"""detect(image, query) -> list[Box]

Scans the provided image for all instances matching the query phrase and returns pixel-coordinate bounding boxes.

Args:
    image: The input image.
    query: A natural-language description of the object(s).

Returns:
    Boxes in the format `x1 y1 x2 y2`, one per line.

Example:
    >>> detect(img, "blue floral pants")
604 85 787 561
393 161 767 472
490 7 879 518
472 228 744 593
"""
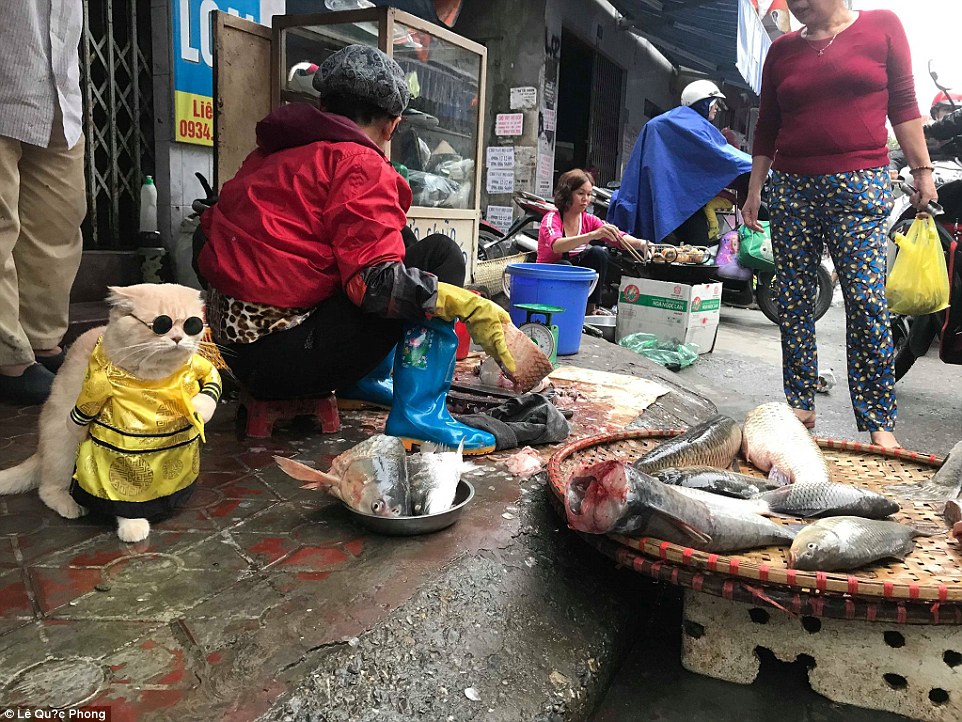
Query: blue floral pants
768 167 895 432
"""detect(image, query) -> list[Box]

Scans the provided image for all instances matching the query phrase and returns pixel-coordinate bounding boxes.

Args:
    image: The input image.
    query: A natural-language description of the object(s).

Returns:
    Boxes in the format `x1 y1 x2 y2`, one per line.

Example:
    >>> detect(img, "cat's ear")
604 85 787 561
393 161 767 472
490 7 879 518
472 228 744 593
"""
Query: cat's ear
106 286 137 314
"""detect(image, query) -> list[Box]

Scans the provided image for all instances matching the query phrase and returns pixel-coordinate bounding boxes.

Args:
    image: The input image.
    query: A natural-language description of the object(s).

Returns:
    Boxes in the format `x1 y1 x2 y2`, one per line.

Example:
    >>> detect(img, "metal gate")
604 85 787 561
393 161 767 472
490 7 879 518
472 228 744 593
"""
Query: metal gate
80 0 155 248
587 53 623 187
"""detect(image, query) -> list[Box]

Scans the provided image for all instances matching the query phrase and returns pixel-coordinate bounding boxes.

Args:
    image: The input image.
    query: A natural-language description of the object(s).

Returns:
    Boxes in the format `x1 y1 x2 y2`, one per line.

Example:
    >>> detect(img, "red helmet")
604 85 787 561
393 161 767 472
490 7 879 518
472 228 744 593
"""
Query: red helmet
931 91 962 119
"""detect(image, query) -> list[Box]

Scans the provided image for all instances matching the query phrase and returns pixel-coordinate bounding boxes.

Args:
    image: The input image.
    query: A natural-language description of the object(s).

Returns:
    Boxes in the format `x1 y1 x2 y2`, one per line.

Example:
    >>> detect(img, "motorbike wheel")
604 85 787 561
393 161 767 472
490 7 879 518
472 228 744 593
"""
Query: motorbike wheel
477 227 506 261
890 314 917 381
755 264 834 325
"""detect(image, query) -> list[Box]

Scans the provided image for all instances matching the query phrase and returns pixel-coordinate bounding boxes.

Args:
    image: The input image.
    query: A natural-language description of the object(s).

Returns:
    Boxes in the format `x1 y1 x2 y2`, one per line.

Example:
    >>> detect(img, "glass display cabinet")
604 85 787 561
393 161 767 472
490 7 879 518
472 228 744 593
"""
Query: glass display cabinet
213 7 487 275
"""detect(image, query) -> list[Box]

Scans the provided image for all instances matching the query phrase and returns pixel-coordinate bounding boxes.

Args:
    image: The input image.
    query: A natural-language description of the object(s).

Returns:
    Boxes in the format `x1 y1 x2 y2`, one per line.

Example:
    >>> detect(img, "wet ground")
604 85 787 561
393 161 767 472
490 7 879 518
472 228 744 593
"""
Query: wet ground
0 339 708 721
1 297 956 721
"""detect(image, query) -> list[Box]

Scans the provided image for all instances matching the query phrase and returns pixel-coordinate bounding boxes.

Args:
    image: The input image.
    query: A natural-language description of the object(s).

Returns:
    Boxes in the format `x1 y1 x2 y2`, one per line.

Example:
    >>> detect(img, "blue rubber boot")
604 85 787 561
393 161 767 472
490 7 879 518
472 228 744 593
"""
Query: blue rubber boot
385 318 496 455
338 348 395 409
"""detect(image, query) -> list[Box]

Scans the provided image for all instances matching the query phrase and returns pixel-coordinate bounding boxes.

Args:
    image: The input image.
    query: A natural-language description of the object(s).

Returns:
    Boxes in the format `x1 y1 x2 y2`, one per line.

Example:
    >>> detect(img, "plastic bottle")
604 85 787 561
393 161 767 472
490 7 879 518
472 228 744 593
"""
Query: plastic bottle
139 176 158 234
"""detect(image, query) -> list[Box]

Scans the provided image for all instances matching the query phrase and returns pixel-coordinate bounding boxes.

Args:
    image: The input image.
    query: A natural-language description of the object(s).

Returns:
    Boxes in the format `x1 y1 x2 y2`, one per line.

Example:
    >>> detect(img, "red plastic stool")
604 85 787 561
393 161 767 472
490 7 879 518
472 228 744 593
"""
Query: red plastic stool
237 389 340 438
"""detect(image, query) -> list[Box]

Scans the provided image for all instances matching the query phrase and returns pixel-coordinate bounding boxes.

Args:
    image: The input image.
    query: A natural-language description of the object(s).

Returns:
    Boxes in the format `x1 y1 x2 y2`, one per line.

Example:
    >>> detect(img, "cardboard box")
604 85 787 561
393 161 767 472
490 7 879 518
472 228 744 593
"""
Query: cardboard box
616 278 722 354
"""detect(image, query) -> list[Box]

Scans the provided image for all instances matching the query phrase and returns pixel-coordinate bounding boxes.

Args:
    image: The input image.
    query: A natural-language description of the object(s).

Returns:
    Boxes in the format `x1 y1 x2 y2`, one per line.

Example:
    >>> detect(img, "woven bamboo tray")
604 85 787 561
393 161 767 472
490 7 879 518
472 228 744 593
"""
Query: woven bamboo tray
547 429 962 607
473 252 532 297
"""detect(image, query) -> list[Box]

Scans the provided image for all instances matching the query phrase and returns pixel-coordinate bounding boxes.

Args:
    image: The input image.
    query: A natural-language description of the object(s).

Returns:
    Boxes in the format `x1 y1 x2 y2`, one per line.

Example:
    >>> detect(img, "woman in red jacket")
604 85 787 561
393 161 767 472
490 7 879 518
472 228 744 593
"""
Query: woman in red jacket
198 45 513 454
741 2 938 450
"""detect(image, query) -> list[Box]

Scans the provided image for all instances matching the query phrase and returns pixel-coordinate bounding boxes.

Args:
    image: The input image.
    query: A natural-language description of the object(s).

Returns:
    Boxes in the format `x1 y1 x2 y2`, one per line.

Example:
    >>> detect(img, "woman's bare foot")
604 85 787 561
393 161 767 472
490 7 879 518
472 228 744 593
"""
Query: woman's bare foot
870 430 901 449
793 408 816 429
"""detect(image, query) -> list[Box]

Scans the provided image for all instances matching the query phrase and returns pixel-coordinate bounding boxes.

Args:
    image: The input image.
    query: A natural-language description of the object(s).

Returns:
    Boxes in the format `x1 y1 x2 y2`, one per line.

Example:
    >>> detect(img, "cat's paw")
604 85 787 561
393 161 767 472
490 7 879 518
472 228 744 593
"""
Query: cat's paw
39 489 88 519
116 518 150 543
191 393 217 423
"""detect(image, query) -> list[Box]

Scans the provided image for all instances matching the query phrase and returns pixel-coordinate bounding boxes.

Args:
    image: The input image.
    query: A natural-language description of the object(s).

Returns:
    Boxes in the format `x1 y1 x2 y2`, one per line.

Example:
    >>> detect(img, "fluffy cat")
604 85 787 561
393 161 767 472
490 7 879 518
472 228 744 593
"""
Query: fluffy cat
0 284 219 542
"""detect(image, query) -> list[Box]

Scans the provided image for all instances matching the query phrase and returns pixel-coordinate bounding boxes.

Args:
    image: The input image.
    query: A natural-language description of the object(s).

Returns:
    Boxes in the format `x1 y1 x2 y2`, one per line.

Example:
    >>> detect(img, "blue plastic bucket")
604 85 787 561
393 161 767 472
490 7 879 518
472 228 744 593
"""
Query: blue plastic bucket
505 263 597 355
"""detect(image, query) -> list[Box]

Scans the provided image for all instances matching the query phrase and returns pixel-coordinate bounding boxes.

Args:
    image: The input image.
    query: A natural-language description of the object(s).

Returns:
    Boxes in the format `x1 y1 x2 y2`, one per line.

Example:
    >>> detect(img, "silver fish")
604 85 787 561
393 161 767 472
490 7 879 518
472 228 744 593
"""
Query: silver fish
565 461 796 552
654 466 780 499
274 434 410 517
408 441 464 515
670 485 771 516
755 482 900 519
789 516 932 571
634 415 743 474
742 402 829 485
893 439 962 501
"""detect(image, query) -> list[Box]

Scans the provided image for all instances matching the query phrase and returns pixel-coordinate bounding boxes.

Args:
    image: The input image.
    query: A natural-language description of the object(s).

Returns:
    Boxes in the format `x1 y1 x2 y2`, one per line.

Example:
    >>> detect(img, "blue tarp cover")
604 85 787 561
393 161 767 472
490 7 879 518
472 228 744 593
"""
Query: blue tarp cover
608 105 752 242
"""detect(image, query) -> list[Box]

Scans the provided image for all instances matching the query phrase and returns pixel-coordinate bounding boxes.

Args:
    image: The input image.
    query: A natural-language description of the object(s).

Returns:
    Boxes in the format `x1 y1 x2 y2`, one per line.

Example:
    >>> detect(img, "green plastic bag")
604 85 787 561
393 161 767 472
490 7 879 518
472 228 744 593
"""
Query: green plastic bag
886 215 950 315
737 221 776 274
619 332 699 370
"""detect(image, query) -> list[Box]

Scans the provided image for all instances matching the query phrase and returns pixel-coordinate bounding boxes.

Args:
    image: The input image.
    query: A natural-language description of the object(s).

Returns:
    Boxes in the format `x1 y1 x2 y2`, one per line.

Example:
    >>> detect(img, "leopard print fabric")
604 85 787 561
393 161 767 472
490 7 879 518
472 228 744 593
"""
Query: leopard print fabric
206 288 314 344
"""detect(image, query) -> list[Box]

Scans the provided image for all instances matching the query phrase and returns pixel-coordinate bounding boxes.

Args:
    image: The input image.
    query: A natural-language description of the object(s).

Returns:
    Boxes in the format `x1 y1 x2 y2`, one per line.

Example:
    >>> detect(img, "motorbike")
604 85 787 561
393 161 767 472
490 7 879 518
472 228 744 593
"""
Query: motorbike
887 163 962 380
886 64 962 381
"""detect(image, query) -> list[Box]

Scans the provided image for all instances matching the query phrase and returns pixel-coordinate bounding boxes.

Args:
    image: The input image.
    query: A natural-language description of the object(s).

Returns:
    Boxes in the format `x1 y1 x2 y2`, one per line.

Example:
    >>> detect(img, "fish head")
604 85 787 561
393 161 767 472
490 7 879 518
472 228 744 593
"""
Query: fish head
343 457 409 517
789 525 842 570
565 460 631 534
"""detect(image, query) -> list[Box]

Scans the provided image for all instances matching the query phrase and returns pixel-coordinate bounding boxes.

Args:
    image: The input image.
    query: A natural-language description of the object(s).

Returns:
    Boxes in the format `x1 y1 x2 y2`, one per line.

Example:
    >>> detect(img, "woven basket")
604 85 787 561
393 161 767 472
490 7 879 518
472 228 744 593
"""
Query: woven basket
473 252 532 297
547 430 962 606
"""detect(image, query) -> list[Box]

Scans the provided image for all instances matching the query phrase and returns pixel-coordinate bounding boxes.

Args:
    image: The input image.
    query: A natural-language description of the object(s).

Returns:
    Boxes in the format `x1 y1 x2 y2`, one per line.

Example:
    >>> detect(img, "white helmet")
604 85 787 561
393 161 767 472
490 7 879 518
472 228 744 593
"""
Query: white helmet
681 80 726 108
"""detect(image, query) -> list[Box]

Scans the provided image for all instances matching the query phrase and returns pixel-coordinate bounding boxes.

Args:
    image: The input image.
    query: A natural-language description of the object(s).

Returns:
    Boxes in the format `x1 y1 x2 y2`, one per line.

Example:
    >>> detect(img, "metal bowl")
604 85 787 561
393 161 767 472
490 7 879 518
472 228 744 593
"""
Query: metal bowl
584 315 616 342
341 480 475 536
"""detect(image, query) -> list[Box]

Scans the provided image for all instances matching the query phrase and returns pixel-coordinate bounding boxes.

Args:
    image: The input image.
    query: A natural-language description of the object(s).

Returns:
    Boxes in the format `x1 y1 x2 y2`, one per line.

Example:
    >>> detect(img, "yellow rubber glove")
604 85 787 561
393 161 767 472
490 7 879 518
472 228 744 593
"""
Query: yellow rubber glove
434 282 516 373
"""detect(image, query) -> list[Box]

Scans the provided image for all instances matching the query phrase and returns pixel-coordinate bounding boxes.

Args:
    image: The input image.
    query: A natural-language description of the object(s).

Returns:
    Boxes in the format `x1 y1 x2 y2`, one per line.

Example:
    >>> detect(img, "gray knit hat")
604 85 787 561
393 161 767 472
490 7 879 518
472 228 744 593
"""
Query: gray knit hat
313 44 410 117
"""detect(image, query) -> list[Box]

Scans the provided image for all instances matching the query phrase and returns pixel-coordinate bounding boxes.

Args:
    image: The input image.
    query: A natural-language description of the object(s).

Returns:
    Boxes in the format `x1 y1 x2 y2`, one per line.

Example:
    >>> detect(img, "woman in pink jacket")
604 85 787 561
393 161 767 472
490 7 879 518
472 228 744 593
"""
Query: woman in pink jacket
538 169 648 315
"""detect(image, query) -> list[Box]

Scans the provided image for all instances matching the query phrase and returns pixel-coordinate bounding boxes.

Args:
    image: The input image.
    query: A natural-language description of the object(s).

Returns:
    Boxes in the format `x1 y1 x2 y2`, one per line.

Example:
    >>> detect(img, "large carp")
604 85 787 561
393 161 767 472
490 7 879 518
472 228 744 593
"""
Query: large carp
633 415 742 474
742 402 829 485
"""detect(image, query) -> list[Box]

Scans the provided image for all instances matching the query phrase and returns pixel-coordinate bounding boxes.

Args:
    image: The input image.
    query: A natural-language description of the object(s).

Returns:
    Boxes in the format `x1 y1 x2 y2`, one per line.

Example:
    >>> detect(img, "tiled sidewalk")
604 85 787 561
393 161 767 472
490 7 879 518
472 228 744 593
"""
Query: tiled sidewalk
0 402 521 720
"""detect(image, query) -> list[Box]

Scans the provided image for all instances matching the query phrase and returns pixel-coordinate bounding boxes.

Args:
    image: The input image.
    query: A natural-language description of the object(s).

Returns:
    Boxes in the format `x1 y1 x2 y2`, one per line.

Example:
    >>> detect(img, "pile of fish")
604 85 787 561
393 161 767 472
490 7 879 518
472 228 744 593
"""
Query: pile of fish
565 402 944 571
275 435 464 518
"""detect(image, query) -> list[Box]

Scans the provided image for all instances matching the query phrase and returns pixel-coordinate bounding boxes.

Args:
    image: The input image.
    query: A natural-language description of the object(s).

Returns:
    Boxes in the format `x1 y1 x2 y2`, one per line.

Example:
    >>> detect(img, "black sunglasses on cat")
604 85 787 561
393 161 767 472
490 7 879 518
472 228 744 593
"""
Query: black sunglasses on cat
130 314 204 336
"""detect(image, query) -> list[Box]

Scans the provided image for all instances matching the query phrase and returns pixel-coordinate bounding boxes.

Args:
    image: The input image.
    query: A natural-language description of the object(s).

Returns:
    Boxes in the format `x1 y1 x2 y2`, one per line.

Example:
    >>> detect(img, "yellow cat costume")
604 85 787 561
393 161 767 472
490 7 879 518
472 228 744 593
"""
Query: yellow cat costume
68 337 222 520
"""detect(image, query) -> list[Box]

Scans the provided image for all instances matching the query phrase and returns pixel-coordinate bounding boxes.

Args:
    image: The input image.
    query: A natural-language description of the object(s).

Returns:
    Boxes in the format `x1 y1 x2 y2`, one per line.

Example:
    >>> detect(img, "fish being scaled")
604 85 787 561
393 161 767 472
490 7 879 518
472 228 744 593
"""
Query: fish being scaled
501 321 554 393
742 402 829 485
755 482 900 519
654 466 780 499
565 460 796 552
788 516 933 571
408 441 465 515
274 434 411 517
633 415 742 474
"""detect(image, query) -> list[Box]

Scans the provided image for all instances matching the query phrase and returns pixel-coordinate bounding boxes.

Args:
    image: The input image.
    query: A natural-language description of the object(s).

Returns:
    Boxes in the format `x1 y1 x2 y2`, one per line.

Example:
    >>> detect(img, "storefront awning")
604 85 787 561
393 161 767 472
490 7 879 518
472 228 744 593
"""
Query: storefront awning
610 0 748 88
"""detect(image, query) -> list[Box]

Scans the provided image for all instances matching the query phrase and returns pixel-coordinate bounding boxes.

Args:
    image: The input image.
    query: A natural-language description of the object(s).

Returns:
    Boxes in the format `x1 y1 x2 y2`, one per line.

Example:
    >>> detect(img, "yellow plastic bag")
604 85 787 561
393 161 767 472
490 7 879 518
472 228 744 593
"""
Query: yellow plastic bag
886 216 950 316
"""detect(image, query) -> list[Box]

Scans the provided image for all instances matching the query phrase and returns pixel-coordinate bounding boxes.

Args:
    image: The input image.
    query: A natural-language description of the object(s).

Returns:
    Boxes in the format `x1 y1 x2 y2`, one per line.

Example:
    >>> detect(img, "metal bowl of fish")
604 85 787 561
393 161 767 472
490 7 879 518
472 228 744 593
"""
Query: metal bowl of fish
341 479 475 536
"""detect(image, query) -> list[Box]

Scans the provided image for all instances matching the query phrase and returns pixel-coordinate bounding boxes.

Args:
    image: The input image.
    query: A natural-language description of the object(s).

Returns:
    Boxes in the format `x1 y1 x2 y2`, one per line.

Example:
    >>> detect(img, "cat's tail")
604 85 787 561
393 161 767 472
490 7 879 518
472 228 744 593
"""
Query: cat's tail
0 454 40 494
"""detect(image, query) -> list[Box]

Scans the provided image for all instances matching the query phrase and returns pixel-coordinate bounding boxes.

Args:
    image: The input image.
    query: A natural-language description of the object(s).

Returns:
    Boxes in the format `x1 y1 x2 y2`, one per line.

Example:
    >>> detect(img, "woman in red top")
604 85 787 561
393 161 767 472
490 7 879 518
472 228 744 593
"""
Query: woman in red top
741 2 938 449
537 169 647 315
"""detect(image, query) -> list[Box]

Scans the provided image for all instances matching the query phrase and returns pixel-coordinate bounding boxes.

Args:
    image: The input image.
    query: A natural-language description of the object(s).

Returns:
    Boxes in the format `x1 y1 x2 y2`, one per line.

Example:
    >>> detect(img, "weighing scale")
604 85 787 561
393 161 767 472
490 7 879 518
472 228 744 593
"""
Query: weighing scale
514 303 563 365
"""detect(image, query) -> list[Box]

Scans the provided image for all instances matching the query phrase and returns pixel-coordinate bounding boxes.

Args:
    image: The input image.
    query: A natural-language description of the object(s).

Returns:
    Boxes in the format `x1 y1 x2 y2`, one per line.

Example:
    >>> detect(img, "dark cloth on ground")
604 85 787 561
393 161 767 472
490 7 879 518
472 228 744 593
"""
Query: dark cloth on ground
223 232 464 400
457 394 570 451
